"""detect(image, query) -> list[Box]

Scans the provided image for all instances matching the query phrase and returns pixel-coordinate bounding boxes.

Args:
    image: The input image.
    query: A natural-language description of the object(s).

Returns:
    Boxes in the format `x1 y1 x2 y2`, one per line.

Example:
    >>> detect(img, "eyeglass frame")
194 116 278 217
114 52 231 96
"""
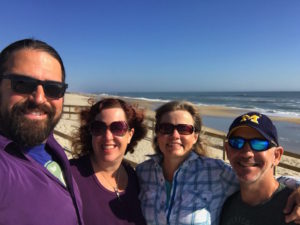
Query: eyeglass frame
156 123 196 135
225 136 278 152
89 120 130 137
0 73 68 99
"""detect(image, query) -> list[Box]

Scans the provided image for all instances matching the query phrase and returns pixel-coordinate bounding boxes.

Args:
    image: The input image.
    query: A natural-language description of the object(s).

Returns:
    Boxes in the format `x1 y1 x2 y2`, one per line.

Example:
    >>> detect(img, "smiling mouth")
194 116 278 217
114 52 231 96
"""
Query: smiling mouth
23 109 48 119
167 142 182 147
102 144 117 150
238 161 260 167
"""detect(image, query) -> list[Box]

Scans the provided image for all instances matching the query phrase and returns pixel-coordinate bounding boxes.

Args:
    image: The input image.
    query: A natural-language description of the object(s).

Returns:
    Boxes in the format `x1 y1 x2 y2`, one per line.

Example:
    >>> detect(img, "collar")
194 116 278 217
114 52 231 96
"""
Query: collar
0 133 66 163
148 151 200 167
0 134 13 150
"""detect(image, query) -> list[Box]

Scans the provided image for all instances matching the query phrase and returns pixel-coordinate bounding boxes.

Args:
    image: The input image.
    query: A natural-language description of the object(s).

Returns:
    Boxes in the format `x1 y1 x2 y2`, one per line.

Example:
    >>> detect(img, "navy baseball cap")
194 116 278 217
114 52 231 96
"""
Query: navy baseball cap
227 112 278 146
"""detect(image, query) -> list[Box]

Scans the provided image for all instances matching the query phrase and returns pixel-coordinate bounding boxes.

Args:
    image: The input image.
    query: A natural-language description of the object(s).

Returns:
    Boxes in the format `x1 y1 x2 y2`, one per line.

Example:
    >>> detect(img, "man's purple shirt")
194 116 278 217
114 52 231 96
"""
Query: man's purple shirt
0 133 84 225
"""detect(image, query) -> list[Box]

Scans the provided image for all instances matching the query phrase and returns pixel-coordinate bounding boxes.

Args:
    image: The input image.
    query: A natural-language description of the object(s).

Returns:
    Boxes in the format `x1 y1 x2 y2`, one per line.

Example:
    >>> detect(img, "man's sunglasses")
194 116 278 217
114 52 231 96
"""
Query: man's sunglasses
156 123 195 135
89 121 129 137
227 136 277 151
1 74 68 99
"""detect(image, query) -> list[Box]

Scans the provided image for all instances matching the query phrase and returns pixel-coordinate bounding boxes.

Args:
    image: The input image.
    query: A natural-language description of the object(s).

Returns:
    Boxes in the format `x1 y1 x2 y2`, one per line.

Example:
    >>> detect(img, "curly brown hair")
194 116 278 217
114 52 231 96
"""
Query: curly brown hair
72 98 147 158
153 100 207 156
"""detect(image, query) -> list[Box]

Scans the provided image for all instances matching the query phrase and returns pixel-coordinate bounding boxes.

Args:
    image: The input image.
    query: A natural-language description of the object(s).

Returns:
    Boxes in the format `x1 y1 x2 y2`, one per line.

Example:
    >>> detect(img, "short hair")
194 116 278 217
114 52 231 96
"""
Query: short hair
72 98 147 158
0 38 66 82
153 101 206 156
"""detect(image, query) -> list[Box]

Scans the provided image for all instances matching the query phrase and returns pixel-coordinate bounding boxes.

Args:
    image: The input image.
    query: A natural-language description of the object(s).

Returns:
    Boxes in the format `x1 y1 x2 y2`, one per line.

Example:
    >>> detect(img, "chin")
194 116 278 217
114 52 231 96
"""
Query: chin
238 174 260 184
103 154 122 162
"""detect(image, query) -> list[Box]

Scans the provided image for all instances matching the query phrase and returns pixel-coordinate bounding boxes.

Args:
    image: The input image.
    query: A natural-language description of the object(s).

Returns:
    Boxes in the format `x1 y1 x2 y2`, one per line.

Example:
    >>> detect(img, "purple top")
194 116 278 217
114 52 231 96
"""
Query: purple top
70 155 146 225
0 133 83 225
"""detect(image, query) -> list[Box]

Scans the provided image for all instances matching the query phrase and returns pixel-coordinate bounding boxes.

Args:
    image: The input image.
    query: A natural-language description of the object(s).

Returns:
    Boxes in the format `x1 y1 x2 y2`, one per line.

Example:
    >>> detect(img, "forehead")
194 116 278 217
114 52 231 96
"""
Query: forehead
230 126 264 139
4 49 62 81
95 107 126 121
160 110 194 124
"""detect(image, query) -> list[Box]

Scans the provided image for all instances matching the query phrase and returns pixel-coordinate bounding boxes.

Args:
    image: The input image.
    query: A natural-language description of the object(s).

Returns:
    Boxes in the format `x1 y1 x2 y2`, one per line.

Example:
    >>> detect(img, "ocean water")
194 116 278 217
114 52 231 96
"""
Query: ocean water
201 116 300 154
97 92 300 153
108 91 300 118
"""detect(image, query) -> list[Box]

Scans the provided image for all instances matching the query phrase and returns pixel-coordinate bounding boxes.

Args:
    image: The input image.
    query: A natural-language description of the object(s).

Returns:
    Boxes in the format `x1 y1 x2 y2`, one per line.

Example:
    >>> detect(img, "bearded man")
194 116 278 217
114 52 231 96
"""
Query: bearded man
0 39 83 225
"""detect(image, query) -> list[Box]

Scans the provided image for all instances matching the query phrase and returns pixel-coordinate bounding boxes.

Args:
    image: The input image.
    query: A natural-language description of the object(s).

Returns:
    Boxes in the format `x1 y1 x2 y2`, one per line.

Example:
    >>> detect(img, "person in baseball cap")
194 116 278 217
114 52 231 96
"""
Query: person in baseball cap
220 112 298 225
226 111 279 150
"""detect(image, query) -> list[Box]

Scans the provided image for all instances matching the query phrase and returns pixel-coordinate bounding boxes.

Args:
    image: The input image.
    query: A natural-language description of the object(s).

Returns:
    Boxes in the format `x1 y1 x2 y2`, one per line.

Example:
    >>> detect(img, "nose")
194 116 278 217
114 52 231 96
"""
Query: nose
240 142 255 156
104 128 114 139
171 128 181 138
31 85 47 104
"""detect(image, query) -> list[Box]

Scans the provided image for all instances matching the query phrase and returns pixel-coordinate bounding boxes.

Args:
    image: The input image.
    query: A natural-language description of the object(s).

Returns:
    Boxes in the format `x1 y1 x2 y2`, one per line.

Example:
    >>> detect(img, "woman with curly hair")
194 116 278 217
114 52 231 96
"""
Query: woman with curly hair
70 98 147 225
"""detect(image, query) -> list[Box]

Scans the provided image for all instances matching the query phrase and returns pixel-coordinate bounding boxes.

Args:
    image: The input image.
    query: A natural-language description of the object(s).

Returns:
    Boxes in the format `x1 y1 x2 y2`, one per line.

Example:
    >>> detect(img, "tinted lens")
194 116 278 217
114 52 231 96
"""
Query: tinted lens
11 78 37 94
249 139 270 151
109 121 129 136
43 82 66 98
228 137 245 149
90 121 129 136
90 121 106 136
158 123 194 135
176 124 194 135
228 137 270 151
158 123 174 134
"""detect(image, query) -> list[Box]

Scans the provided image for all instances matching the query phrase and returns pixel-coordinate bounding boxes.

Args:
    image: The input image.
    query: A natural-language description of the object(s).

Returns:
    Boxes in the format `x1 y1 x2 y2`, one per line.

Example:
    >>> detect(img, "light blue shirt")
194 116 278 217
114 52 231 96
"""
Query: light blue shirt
136 151 239 225
137 151 300 225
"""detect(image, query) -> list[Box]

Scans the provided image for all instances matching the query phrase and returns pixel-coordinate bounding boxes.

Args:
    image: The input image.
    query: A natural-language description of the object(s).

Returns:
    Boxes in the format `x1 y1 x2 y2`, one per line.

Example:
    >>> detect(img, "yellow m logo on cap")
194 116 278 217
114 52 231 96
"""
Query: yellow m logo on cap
240 114 261 124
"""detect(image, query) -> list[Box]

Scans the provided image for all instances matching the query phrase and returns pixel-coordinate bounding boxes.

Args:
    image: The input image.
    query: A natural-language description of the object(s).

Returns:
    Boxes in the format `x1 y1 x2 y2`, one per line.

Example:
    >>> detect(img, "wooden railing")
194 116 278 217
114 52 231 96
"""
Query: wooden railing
58 104 300 175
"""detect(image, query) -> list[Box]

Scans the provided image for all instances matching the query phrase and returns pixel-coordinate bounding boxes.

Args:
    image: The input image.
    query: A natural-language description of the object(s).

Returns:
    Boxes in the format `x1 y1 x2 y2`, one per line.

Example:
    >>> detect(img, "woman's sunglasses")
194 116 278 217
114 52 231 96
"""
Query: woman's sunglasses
90 121 129 137
157 123 195 135
227 136 277 151
1 74 68 99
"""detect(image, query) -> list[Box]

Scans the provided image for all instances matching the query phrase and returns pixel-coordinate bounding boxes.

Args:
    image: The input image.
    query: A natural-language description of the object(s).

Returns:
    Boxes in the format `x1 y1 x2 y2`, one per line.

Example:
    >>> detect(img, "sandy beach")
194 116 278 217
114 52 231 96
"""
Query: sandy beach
54 92 300 177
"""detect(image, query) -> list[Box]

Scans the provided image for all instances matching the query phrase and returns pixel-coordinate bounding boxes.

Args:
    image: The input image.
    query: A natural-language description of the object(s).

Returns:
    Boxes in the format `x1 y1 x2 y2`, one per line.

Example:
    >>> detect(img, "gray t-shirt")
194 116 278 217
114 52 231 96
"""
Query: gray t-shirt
220 183 296 225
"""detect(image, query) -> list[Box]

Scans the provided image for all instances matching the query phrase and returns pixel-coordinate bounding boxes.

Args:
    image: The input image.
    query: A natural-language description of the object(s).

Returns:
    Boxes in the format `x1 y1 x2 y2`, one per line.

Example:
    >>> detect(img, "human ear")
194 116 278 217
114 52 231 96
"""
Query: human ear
273 146 284 166
127 128 135 144
224 142 232 162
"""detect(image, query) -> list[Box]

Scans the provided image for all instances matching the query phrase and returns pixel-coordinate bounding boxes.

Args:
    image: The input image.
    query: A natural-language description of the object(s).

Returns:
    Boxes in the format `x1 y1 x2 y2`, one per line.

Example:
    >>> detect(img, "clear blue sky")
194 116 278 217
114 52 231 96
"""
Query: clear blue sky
1 0 299 93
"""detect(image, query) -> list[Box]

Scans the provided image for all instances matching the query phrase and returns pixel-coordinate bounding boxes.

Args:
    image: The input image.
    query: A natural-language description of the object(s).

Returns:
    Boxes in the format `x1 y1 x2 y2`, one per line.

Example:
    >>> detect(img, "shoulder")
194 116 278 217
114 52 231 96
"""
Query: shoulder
198 156 229 167
220 191 241 223
223 191 240 206
122 161 140 188
192 156 233 174
0 144 25 173
275 183 294 200
277 176 300 189
122 161 137 176
70 154 89 166
136 157 157 174
136 157 161 184
0 149 11 178
69 155 92 178
193 156 239 193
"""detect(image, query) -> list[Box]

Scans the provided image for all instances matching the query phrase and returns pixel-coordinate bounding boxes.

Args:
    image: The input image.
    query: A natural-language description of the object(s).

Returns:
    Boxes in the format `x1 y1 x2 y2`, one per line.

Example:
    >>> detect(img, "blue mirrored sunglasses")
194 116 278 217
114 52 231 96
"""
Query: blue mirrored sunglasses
227 136 277 151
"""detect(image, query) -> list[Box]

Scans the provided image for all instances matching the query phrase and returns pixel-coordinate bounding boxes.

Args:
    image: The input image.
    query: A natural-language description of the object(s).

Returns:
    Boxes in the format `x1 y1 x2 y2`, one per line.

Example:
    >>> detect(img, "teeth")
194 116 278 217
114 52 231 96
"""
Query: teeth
102 145 115 149
239 162 257 167
169 142 182 146
26 110 45 116
31 111 43 116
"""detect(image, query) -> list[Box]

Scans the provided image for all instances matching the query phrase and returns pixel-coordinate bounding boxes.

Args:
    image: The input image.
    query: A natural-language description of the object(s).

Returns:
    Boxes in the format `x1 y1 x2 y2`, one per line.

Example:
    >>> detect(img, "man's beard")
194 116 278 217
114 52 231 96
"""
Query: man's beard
0 100 61 147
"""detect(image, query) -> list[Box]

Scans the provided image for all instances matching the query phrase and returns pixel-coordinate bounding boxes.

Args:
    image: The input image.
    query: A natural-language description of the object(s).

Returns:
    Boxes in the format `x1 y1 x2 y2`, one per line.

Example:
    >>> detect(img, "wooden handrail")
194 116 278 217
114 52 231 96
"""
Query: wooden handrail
283 151 300 159
59 104 300 174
